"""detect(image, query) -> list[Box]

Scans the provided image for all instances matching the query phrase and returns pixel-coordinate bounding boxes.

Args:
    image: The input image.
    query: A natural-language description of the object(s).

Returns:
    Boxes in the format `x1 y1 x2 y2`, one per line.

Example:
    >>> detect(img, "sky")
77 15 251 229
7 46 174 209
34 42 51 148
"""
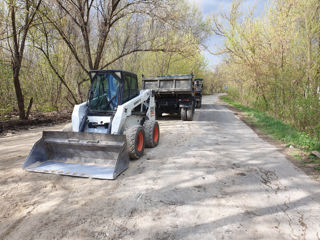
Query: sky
188 0 268 68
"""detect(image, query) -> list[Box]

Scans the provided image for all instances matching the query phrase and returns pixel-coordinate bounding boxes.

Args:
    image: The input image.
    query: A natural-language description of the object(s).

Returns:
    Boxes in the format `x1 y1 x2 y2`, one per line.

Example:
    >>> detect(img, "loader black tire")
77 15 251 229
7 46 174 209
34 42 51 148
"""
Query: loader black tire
181 108 187 121
187 108 193 121
126 125 145 160
144 120 160 148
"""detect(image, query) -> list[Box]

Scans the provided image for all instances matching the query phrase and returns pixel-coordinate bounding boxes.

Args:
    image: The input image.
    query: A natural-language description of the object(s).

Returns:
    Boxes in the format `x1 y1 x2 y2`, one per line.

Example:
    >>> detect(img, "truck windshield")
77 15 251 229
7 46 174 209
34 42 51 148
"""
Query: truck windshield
88 73 119 112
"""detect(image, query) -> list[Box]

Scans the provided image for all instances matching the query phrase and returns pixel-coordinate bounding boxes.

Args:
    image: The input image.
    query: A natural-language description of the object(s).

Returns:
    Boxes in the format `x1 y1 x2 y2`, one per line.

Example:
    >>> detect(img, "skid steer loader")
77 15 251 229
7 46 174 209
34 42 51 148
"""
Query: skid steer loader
23 70 160 179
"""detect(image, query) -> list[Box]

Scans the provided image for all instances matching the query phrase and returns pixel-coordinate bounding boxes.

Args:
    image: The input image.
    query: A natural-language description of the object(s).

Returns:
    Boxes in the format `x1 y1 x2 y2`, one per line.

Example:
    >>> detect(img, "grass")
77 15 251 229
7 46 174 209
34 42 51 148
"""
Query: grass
221 95 320 152
37 105 58 113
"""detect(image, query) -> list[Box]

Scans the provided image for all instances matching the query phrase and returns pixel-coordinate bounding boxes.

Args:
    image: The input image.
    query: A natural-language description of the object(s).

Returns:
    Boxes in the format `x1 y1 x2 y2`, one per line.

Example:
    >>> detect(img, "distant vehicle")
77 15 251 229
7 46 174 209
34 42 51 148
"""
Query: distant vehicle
142 74 195 121
194 78 203 108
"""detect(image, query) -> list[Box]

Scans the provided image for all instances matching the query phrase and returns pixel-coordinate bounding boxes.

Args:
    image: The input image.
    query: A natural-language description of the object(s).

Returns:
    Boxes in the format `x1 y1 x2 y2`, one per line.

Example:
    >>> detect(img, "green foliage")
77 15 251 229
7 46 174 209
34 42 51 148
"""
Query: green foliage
214 0 320 140
0 0 212 118
0 63 14 113
36 105 58 113
222 95 320 152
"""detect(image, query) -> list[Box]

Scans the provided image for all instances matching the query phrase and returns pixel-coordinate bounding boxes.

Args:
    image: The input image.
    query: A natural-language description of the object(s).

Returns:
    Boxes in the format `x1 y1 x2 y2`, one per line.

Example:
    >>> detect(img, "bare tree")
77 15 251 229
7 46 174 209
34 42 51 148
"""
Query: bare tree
5 0 42 119
31 16 79 104
40 0 200 84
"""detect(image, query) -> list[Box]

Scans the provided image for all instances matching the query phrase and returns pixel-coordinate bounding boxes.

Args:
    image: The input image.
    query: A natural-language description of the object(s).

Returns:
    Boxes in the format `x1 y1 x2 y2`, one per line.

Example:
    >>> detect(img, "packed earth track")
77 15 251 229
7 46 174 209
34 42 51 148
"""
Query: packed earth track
1 94 320 240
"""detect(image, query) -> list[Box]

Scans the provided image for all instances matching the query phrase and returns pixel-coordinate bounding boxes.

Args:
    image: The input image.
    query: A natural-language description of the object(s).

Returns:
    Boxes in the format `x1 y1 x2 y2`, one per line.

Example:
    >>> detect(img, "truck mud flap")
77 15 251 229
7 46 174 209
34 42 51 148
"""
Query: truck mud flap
23 131 129 180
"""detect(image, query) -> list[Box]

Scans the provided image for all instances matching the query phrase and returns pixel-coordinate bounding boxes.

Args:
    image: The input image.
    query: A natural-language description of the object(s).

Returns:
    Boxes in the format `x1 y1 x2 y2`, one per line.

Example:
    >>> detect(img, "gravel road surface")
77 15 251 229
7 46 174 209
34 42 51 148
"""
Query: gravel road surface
1 94 320 240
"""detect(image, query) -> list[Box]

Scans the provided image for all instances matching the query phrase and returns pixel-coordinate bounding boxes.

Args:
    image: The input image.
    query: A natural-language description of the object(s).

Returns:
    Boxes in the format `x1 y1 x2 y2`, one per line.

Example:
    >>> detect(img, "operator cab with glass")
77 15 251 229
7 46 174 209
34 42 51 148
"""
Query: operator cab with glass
88 70 139 115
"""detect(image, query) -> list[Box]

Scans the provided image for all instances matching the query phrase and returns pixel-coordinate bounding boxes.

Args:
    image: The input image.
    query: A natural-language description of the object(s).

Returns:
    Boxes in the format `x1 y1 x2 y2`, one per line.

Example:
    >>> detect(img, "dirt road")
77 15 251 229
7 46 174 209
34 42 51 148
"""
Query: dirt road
1 94 320 240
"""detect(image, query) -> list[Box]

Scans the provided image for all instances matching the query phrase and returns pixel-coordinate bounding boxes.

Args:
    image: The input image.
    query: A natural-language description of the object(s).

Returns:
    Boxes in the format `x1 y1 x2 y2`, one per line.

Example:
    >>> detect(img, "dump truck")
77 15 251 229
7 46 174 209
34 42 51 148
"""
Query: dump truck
142 74 195 121
194 78 203 108
23 70 160 180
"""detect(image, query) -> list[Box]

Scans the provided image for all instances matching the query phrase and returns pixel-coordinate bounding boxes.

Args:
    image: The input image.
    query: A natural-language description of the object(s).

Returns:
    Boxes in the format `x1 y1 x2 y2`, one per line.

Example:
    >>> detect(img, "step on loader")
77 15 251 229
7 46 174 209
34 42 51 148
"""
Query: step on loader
23 70 160 179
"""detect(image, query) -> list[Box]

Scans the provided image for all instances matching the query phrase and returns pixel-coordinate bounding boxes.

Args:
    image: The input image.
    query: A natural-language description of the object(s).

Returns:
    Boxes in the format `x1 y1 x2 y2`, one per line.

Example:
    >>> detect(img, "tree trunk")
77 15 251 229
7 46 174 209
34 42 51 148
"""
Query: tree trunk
12 67 26 119
26 97 33 119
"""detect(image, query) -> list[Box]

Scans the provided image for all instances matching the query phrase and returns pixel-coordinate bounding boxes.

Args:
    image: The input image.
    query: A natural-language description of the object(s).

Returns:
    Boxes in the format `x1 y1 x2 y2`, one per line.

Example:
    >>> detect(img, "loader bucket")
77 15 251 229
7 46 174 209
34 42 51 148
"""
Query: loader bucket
23 131 129 180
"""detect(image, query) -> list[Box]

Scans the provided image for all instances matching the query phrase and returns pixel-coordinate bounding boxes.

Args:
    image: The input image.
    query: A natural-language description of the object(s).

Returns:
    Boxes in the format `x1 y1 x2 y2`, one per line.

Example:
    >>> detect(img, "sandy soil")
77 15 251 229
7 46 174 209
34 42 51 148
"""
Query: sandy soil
1 94 320 240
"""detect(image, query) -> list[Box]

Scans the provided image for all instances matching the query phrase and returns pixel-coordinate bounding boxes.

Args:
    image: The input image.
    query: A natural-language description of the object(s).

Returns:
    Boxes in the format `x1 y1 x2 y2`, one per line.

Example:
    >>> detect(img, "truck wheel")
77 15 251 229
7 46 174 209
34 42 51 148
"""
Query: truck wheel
187 109 193 121
126 125 145 160
144 120 160 148
181 108 187 121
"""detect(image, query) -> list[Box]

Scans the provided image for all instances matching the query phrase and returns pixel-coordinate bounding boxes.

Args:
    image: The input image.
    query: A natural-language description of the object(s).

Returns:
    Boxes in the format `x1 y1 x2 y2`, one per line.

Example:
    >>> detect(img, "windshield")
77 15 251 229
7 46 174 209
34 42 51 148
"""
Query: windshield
88 73 120 112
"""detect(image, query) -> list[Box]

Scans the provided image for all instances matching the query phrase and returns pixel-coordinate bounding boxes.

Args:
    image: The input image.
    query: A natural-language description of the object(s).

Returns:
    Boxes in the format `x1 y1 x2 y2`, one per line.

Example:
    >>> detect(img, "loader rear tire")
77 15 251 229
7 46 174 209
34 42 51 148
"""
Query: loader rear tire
144 120 160 148
126 125 145 160
181 108 187 121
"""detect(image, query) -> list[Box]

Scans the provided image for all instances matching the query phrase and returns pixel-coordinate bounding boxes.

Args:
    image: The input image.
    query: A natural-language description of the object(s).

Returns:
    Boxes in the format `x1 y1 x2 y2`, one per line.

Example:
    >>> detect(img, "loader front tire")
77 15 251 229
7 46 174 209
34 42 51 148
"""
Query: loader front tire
144 120 160 148
126 125 145 160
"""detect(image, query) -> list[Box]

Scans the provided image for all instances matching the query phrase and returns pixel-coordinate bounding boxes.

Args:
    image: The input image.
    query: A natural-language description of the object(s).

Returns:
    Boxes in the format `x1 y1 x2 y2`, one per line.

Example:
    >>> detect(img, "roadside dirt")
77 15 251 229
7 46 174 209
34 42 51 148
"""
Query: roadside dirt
1 94 320 240
219 99 320 183
0 111 71 136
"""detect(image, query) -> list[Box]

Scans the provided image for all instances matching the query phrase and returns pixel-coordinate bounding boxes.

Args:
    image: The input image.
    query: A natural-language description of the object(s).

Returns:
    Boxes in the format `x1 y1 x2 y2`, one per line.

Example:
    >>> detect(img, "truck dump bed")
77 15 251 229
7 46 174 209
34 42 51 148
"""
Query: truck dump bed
142 74 194 94
142 74 195 120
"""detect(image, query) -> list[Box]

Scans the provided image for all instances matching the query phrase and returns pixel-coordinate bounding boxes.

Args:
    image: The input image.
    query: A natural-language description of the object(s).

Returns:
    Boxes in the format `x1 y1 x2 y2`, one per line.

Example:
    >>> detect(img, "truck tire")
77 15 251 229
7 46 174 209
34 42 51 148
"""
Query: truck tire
144 120 160 148
187 108 193 121
181 108 187 121
126 125 145 160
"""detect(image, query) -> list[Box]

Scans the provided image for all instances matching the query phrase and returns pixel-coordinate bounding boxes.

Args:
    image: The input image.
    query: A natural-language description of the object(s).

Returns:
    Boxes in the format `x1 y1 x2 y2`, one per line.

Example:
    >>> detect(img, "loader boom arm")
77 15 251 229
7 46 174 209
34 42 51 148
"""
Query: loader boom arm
111 89 155 134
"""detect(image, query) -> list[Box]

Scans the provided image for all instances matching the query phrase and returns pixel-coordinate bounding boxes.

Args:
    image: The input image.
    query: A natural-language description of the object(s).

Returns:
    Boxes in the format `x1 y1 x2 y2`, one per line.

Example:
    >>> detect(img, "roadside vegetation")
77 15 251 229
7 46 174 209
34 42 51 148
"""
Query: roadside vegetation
222 95 320 152
0 0 217 121
212 0 320 142
221 95 320 171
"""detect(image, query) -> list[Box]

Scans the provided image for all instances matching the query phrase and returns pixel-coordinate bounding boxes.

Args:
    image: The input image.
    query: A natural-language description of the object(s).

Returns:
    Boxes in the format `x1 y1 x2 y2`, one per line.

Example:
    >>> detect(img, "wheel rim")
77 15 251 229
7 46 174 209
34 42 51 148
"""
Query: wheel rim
137 131 144 152
153 125 159 143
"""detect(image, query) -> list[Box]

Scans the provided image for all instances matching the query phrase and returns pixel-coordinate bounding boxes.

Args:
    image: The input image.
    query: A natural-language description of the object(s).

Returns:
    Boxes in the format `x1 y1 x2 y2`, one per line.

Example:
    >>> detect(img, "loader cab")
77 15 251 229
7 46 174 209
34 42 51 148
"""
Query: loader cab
88 70 139 114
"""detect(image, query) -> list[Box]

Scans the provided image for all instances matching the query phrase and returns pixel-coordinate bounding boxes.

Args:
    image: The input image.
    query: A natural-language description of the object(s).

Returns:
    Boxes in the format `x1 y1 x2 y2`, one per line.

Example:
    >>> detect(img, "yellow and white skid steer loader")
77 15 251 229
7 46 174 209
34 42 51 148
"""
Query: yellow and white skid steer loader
23 70 160 179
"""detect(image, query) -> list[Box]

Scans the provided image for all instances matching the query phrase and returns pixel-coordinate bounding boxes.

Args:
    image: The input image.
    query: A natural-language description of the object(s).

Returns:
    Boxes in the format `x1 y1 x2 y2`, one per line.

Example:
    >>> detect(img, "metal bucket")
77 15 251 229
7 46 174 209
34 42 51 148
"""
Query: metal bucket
23 131 129 179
